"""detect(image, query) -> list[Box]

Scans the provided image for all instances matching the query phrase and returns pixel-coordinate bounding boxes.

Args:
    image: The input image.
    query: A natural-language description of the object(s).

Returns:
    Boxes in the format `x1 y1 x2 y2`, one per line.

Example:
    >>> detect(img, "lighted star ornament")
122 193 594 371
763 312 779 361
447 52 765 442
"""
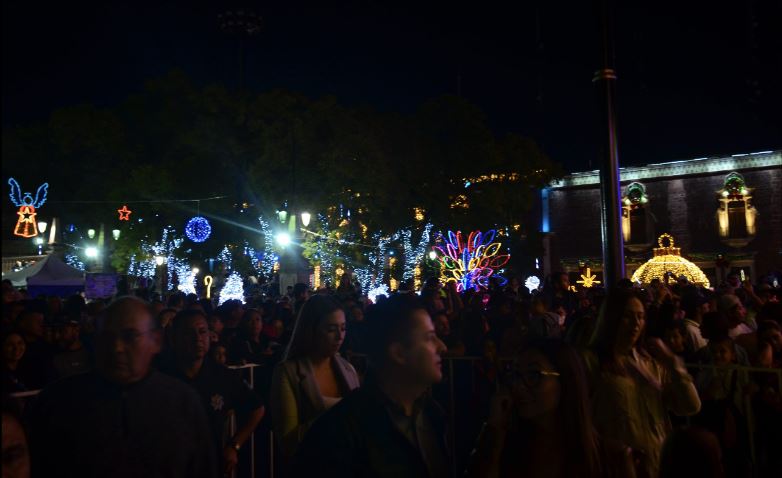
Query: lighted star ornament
8 178 48 238
117 205 132 221
576 268 601 288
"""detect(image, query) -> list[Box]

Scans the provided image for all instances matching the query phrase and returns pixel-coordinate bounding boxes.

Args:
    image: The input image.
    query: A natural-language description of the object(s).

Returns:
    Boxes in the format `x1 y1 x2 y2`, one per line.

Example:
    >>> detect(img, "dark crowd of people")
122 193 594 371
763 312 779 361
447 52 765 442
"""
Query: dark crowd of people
2 270 781 478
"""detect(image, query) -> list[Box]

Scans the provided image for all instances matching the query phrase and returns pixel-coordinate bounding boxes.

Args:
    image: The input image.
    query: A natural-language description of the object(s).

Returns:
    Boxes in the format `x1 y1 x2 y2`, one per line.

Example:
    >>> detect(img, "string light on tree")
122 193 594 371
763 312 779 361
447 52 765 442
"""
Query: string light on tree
8 178 48 238
219 272 245 305
117 205 132 221
391 223 433 280
177 268 197 295
65 252 86 271
217 246 233 270
367 284 390 303
433 229 510 292
576 268 601 288
185 216 212 243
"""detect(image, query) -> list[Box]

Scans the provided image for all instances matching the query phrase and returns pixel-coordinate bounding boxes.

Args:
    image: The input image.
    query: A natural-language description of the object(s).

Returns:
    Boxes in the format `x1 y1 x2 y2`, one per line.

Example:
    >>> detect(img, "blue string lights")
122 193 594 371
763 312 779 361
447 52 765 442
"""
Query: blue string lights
185 216 212 243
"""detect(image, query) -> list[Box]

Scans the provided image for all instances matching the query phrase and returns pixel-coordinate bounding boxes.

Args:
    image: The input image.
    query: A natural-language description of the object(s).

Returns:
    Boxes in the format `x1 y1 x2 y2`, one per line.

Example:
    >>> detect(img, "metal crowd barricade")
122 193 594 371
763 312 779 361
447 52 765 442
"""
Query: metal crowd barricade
228 362 261 478
10 359 780 478
344 355 781 478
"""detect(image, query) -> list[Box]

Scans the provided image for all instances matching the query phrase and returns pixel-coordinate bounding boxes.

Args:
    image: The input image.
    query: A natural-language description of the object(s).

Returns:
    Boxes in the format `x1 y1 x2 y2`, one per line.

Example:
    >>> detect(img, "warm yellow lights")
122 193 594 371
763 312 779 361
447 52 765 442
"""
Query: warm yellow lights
313 264 321 289
413 207 425 222
576 268 600 288
631 234 710 287
204 276 214 299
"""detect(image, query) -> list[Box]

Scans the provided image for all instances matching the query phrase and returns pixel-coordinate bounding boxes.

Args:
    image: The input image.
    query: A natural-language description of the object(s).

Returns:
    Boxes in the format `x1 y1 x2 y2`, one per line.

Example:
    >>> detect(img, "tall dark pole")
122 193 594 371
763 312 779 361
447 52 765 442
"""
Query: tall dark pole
593 0 625 288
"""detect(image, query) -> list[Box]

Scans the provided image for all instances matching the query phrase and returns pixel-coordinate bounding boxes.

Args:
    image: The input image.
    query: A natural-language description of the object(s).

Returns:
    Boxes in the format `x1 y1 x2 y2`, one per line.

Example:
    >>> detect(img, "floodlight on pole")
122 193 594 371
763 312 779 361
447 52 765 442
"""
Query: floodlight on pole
85 247 99 258
300 212 311 227
37 221 48 234
87 229 96 239
112 229 121 240
275 232 292 247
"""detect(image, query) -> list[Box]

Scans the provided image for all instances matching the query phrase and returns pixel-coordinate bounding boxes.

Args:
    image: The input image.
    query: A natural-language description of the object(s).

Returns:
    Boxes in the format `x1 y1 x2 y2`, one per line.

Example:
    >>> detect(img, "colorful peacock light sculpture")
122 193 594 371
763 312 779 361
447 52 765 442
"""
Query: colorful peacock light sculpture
432 230 510 292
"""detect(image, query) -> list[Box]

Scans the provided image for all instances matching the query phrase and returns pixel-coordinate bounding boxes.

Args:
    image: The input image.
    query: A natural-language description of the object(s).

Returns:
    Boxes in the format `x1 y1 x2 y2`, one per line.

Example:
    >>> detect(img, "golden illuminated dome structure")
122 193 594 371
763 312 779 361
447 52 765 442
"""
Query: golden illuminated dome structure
631 234 710 287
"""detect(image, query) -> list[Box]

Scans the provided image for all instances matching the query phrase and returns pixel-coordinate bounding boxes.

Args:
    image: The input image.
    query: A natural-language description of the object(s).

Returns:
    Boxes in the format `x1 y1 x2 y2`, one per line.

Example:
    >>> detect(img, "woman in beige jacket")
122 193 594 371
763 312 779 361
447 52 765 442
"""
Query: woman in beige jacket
584 289 701 478
271 295 360 461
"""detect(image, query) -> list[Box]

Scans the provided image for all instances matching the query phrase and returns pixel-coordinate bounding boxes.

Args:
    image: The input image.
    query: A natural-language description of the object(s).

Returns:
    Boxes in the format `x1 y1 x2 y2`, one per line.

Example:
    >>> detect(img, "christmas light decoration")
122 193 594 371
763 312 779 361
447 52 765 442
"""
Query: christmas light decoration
204 276 214 299
367 284 390 303
65 253 86 271
117 205 132 221
219 272 244 305
185 216 212 243
217 246 233 270
257 217 279 275
576 268 600 288
8 178 48 238
177 272 197 295
433 229 510 292
525 276 540 293
392 223 433 280
631 234 710 287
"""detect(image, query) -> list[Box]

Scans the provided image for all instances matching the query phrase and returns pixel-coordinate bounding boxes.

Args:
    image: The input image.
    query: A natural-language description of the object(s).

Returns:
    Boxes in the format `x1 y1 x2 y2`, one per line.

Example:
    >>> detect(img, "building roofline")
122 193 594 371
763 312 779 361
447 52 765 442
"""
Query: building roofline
549 150 781 188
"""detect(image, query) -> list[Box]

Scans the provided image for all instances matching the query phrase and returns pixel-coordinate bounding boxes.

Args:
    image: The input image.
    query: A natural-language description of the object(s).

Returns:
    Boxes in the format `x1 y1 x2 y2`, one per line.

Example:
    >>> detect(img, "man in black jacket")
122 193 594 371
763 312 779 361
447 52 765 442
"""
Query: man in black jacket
293 293 451 478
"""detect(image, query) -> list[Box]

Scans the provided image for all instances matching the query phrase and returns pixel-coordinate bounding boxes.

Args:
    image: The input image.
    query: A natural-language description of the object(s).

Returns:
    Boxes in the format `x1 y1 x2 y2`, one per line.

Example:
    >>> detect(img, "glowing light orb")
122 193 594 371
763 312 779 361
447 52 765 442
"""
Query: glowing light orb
185 216 212 243
525 276 541 293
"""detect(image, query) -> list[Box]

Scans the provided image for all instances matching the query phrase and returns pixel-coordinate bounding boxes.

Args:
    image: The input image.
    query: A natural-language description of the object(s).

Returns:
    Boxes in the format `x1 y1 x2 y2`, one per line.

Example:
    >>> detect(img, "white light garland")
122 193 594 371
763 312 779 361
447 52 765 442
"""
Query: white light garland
219 271 245 305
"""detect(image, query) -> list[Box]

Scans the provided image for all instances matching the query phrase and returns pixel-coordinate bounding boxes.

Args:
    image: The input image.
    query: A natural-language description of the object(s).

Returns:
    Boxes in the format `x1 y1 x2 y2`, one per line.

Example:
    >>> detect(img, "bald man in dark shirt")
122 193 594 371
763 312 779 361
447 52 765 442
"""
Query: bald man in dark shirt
29 296 217 478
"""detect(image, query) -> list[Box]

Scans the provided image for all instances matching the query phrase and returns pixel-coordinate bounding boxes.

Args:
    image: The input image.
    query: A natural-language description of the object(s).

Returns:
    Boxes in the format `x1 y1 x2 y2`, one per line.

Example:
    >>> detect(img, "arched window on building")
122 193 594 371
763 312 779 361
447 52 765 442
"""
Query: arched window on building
622 182 653 251
716 172 757 248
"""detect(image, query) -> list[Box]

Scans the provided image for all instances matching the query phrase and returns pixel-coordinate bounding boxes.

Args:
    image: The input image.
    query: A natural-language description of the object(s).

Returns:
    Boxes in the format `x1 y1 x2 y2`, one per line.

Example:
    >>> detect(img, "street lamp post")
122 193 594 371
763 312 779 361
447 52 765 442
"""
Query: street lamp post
275 205 312 294
594 0 625 288
155 255 167 298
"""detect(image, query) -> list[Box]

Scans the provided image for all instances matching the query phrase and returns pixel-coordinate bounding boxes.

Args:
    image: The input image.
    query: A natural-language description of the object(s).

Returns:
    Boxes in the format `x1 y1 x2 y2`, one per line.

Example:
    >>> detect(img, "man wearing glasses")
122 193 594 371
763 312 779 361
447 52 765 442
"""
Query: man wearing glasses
29 296 217 478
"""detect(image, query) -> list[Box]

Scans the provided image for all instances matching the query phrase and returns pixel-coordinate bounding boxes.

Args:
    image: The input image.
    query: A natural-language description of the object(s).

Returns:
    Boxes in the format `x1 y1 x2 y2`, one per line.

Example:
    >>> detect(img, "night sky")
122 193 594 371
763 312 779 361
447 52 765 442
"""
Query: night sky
3 1 780 173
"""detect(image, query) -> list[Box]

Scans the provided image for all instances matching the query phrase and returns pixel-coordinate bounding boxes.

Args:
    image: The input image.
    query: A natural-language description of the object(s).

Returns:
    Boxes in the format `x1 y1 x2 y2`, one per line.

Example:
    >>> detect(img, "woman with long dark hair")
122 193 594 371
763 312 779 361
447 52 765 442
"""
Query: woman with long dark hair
467 339 635 477
270 294 360 460
584 288 701 478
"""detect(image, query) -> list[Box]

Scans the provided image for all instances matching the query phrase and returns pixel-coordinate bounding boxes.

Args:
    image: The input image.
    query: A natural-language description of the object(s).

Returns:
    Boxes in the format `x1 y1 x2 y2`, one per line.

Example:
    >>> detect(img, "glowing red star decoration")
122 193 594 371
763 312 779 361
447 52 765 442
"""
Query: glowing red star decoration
117 205 132 221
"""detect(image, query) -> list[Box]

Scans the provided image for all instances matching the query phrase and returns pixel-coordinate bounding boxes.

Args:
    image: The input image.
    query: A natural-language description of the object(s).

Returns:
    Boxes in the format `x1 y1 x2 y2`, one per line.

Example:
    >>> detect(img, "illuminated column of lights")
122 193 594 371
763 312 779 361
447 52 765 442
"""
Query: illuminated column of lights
258 216 278 275
313 264 321 289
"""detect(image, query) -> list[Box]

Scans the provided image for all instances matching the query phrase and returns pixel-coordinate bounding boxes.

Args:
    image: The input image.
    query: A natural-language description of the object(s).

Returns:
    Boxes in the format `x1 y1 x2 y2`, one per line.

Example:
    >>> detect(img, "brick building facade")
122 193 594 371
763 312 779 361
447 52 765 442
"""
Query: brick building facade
542 151 782 285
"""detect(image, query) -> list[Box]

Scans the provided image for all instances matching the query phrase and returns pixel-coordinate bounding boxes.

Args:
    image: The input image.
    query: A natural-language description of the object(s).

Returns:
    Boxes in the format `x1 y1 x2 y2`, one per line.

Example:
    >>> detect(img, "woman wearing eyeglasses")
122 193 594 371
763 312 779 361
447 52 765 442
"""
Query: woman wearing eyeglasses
466 339 636 478
584 288 701 478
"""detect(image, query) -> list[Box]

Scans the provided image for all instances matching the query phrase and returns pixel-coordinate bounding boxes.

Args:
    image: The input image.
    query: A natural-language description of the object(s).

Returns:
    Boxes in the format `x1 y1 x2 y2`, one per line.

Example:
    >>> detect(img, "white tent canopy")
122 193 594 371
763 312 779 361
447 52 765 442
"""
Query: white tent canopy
2 255 84 288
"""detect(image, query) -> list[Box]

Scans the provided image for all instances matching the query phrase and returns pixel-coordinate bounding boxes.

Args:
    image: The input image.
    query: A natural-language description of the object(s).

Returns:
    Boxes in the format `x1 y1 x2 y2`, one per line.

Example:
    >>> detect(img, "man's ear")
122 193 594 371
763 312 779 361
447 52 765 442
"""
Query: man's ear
151 329 163 354
388 342 407 367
